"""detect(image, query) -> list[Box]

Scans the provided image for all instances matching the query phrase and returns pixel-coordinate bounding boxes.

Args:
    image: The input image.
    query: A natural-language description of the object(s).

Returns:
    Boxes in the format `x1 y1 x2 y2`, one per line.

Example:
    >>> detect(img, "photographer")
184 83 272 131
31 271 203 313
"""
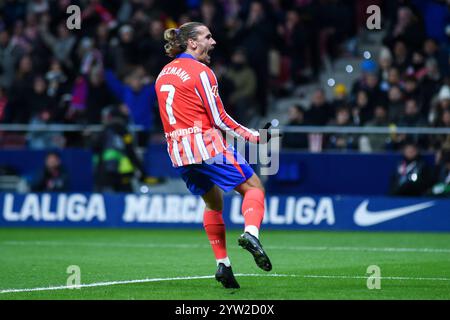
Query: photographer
91 105 147 192
429 145 450 197
31 152 69 192
390 140 432 196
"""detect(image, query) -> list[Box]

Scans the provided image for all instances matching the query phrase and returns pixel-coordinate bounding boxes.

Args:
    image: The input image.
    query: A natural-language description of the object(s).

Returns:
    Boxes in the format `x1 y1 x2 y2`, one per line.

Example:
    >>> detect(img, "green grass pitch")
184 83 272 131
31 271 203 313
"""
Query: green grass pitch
1 228 449 300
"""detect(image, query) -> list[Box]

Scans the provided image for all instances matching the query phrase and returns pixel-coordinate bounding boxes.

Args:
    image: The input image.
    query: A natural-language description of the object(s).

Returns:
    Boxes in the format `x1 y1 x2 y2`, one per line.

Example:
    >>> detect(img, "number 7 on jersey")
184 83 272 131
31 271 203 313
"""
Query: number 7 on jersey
160 84 177 125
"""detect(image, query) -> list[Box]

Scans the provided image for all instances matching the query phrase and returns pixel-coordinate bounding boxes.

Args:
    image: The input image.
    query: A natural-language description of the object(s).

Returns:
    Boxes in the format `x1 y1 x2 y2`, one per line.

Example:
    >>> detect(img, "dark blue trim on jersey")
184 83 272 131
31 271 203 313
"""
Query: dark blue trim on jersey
176 53 197 60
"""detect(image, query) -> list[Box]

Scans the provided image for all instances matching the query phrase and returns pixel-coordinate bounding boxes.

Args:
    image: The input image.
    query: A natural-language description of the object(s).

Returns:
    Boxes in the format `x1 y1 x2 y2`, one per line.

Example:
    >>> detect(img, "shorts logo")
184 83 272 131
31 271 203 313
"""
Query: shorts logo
210 85 219 98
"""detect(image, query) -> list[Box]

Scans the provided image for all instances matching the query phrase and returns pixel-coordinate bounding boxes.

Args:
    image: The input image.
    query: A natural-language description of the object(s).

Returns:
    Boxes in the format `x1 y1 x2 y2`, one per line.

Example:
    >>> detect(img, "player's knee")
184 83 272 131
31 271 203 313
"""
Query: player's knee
252 178 265 194
257 185 265 194
204 194 223 211
205 201 223 212
235 174 265 196
202 186 223 212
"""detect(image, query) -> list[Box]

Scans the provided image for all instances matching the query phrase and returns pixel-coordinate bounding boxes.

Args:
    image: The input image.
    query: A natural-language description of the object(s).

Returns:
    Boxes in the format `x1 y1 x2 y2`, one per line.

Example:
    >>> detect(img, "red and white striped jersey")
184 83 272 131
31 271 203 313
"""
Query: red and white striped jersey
155 53 260 167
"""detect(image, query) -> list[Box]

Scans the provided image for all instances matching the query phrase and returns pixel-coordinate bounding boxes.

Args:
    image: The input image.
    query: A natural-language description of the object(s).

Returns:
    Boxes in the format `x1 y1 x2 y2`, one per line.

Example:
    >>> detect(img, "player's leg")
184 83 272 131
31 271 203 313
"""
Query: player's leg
234 173 272 271
201 185 228 265
234 173 265 239
202 185 239 288
175 165 239 288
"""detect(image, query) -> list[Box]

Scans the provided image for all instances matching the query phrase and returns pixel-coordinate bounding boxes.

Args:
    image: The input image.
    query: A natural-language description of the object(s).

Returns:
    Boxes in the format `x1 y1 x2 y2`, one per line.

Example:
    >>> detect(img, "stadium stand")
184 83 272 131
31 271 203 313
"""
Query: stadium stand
0 0 449 196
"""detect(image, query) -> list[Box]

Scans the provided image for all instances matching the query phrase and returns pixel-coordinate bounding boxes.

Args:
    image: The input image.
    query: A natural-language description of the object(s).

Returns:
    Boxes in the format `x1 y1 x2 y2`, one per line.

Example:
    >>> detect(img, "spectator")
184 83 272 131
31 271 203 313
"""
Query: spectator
421 58 443 115
225 48 257 126
384 6 426 51
429 85 450 126
353 60 385 106
430 109 450 151
398 98 427 128
0 29 23 89
104 65 157 138
199 0 226 60
392 39 411 75
28 75 54 119
137 19 171 77
382 67 402 92
90 72 116 124
27 107 66 150
390 141 431 196
378 47 393 84
331 83 348 110
108 24 139 76
31 151 69 192
316 0 354 64
27 76 65 149
403 75 421 107
45 59 69 100
352 90 373 126
305 88 331 125
94 22 111 62
39 21 76 70
362 105 391 152
277 9 310 84
211 60 235 114
387 85 404 123
423 38 440 62
11 19 33 55
410 50 427 80
396 98 428 148
327 106 357 151
281 104 308 150
80 0 118 36
5 55 35 123
232 1 275 116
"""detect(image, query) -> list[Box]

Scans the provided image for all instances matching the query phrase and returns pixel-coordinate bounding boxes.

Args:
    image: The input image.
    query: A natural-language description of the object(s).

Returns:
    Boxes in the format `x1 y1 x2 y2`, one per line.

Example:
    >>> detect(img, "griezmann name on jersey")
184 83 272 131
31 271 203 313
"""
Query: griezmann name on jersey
155 54 259 167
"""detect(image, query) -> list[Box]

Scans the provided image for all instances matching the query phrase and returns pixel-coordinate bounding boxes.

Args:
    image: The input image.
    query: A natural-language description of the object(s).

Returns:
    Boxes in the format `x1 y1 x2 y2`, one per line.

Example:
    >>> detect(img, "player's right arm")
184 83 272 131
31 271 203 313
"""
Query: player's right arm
195 67 260 143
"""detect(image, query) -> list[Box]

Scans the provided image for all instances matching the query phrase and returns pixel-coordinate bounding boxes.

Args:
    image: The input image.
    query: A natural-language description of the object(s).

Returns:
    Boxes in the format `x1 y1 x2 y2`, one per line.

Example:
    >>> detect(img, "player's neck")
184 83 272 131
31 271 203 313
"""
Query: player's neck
184 49 199 60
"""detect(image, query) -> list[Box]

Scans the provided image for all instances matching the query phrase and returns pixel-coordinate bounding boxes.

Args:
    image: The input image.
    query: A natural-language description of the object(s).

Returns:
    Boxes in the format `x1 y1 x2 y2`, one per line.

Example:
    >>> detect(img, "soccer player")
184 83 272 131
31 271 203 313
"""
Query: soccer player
155 22 278 289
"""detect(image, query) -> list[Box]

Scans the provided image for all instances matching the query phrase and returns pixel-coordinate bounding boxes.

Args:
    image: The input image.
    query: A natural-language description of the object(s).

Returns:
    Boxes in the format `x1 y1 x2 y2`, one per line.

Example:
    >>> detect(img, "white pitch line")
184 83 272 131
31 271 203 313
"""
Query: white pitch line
2 240 207 249
1 273 450 294
0 274 295 294
2 240 450 254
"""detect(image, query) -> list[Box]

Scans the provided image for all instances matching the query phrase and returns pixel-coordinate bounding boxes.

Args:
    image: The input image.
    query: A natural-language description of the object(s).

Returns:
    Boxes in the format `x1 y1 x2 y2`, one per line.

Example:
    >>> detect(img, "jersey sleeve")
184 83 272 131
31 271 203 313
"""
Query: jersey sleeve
195 67 260 143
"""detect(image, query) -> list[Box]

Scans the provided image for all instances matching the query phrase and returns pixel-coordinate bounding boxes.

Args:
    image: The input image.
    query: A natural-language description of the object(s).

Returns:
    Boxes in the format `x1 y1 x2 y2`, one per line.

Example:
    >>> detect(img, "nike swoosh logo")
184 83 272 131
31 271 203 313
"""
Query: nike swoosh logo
354 200 435 227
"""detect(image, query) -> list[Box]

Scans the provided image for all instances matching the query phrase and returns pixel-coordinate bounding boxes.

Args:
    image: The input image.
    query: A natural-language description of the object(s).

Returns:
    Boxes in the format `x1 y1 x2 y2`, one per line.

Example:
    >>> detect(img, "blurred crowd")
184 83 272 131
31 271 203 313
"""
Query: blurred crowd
0 0 448 195
282 0 450 154
0 0 447 150
0 0 375 148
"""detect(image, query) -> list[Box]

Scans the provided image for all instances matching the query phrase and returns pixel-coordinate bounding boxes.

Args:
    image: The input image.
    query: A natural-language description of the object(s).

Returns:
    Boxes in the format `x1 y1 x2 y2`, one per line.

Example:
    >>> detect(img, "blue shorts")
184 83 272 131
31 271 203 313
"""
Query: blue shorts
175 147 254 196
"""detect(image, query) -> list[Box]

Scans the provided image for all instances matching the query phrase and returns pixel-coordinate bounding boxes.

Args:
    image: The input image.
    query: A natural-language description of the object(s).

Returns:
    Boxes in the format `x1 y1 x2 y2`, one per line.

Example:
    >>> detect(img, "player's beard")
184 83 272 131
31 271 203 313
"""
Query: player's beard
199 47 213 65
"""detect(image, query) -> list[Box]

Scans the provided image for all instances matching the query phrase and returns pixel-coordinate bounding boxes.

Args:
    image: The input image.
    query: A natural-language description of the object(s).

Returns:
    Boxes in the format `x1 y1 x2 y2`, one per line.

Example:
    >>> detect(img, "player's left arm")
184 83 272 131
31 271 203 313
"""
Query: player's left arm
196 67 260 143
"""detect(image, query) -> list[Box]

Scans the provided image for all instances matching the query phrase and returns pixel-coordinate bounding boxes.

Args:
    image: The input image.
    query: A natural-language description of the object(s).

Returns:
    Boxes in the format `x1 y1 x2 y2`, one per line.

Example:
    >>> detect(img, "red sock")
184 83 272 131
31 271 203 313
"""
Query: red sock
203 210 227 260
242 188 265 230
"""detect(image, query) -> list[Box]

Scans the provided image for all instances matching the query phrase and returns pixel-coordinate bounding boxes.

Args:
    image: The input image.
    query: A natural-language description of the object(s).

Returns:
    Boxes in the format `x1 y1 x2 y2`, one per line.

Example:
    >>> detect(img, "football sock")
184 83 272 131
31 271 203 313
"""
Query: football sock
216 257 231 267
242 188 265 239
203 209 229 264
244 225 259 239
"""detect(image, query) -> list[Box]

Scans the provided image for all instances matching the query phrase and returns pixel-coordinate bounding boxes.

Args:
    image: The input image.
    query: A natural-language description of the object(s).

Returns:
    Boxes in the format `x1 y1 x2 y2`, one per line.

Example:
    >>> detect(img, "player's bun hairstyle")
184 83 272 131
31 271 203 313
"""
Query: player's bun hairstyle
164 22 205 58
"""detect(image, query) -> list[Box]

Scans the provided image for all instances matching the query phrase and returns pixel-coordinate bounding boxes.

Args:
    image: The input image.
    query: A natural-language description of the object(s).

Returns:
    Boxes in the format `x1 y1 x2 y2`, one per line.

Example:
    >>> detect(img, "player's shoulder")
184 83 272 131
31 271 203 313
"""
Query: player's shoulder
192 62 217 81
156 58 214 85
177 59 216 82
188 59 212 73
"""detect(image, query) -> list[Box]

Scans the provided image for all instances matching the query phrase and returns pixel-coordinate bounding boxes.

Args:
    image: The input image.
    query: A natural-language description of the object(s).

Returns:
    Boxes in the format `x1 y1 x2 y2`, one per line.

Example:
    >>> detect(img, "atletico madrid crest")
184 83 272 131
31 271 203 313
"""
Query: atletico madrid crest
210 85 219 97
